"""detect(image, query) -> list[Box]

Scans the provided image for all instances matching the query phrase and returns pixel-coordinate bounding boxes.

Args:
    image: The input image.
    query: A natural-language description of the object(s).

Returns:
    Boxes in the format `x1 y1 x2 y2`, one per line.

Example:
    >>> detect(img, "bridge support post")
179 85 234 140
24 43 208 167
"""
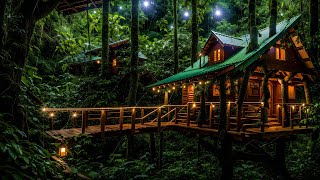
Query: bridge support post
82 111 87 133
149 132 156 163
158 131 164 170
100 110 106 132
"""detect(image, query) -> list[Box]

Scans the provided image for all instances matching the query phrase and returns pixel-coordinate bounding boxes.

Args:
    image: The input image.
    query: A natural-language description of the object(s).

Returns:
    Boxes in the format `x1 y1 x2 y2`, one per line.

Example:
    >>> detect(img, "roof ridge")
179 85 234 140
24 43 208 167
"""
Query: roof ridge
211 30 243 40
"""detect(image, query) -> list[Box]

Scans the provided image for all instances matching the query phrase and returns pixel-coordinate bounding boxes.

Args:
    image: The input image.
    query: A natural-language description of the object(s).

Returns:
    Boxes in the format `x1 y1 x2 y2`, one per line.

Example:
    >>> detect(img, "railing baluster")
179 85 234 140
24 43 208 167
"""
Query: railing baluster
120 107 124 130
100 110 106 132
260 103 265 132
131 108 136 131
81 111 87 133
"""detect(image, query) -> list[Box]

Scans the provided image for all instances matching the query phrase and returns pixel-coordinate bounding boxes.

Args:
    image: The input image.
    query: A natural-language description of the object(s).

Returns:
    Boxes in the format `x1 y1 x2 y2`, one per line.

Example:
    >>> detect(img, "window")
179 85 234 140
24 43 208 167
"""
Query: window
288 86 295 99
112 59 117 67
275 47 286 60
213 49 221 62
248 82 260 96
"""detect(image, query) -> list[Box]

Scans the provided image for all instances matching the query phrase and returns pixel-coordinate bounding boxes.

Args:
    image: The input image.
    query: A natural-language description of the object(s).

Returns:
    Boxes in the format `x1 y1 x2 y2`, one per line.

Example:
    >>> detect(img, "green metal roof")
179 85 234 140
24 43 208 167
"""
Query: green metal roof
212 31 247 47
147 15 301 88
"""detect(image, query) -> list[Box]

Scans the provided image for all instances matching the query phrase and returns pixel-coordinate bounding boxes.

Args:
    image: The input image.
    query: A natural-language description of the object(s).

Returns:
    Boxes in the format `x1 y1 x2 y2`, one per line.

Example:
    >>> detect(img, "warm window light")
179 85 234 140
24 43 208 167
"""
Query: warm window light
112 59 117 67
59 146 67 157
50 113 54 117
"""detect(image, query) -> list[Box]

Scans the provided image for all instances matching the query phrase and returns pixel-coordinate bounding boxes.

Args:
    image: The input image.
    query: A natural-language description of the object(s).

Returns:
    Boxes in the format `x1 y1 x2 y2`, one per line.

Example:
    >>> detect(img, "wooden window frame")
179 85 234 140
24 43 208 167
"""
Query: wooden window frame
275 47 286 61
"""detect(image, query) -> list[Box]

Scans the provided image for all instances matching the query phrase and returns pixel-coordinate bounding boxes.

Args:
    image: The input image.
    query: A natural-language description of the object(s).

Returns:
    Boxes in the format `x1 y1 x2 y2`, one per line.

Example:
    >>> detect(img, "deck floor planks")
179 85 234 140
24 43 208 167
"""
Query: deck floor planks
46 122 313 141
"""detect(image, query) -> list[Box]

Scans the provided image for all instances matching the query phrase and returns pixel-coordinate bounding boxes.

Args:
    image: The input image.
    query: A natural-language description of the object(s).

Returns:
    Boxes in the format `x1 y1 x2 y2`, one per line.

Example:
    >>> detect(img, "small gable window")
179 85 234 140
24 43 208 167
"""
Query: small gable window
213 49 221 62
275 47 285 61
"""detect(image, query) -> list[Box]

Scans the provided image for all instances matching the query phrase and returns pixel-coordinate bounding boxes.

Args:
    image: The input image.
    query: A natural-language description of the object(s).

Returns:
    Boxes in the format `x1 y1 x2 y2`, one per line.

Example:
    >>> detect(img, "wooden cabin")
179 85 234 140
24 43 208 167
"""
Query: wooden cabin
69 39 147 75
148 15 318 129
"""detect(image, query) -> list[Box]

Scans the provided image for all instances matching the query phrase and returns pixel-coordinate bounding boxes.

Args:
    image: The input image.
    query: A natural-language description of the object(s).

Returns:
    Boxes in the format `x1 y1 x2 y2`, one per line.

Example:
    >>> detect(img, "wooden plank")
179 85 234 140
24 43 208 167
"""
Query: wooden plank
82 111 88 133
120 107 124 130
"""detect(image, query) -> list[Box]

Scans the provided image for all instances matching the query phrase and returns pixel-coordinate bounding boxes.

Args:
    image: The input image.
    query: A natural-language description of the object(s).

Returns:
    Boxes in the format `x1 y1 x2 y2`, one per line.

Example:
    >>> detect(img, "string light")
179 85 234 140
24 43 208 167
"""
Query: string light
50 113 54 117
152 87 155 91
96 60 101 64
143 1 150 7
72 113 77 117
157 89 160 93
193 103 196 108
172 87 175 90
42 108 46 112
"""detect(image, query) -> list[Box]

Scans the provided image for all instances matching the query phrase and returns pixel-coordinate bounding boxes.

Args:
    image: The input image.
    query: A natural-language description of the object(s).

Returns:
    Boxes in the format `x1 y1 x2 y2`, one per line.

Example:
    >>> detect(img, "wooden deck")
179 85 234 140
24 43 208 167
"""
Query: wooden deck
44 102 313 141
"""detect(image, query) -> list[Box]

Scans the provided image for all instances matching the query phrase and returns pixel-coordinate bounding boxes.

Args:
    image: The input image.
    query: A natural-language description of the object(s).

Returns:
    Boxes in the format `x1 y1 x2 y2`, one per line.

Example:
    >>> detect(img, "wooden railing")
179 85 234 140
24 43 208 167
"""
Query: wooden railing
43 102 312 134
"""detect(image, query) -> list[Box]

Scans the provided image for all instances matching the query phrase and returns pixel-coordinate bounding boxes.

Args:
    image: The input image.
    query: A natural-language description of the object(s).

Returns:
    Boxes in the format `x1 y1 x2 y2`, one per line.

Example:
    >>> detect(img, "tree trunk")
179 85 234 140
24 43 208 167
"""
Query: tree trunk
236 70 251 131
309 0 319 63
0 0 6 49
274 140 290 179
303 77 312 104
269 0 277 37
0 0 59 130
101 0 110 78
261 66 271 124
128 0 139 106
191 0 198 67
280 73 296 127
218 75 227 135
173 0 178 73
247 0 259 52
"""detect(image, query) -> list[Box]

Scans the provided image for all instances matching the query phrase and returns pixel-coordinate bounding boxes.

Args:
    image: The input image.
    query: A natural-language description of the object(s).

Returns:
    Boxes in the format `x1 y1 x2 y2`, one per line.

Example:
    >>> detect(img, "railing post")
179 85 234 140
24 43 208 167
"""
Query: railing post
276 105 281 124
174 107 178 124
131 108 136 131
227 102 231 131
281 104 285 128
141 108 145 125
50 115 54 130
120 107 124 130
290 106 294 129
236 105 241 132
100 110 106 132
209 104 213 129
187 104 190 126
157 107 162 129
260 103 265 132
82 111 87 133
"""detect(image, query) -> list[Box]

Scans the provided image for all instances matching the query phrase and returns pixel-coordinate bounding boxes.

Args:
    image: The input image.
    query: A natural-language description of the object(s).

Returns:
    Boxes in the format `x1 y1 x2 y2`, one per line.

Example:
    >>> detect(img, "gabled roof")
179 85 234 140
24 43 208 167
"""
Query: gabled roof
211 31 247 47
147 15 306 88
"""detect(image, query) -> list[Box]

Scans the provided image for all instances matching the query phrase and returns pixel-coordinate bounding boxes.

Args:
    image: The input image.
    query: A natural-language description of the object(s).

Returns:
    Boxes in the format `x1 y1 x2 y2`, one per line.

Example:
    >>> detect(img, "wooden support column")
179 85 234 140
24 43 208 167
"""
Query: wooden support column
236 69 251 132
100 110 106 132
261 66 272 128
157 108 162 129
158 131 164 170
260 103 265 132
276 105 281 123
81 111 88 133
141 108 144 124
119 107 124 130
174 107 179 124
209 104 214 128
227 102 231 131
149 132 156 163
220 136 233 180
164 91 169 105
131 108 136 131
187 104 190 126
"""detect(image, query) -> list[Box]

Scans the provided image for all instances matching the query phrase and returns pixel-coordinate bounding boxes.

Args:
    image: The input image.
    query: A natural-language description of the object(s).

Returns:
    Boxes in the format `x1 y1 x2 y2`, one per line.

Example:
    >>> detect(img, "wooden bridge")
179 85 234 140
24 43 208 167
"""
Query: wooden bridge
44 102 313 141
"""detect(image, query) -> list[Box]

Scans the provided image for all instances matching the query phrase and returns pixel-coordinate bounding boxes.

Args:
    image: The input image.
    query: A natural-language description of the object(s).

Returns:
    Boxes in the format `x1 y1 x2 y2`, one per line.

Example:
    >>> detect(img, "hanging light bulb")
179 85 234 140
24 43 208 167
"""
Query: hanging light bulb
157 89 160 93
42 108 47 112
172 87 175 90
168 90 171 93
193 103 196 108
50 113 54 117
152 87 155 91
292 106 295 110
72 113 77 117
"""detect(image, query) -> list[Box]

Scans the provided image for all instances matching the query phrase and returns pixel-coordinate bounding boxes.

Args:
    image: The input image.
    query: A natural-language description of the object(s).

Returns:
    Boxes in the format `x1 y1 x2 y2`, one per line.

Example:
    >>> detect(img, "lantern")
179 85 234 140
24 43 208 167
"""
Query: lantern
59 146 67 157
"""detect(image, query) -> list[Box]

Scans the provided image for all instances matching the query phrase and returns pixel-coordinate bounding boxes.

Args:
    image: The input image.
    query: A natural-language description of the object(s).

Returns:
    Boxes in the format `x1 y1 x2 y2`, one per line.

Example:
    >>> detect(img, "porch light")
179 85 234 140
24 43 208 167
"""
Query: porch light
277 104 280 107
172 87 175 90
42 108 46 112
212 104 215 108
302 103 305 107
157 90 160 93
206 81 210 84
72 113 77 118
292 106 294 110
183 85 186 88
59 146 67 157
50 113 54 117
193 103 196 108
96 60 101 64
199 81 202 85
152 87 155 91
168 90 171 93
261 102 264 105
228 101 231 105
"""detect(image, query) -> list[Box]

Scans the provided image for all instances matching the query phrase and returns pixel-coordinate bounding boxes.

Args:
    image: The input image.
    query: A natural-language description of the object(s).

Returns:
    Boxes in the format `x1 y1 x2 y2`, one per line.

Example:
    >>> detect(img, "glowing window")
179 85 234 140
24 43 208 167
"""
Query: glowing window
275 47 285 61
214 50 217 62
112 59 117 67
217 49 221 61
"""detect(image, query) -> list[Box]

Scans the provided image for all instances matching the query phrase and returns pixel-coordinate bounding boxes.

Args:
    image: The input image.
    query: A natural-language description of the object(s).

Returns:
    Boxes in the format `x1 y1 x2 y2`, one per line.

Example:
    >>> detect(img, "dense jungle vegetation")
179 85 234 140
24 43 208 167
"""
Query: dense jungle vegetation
0 0 320 179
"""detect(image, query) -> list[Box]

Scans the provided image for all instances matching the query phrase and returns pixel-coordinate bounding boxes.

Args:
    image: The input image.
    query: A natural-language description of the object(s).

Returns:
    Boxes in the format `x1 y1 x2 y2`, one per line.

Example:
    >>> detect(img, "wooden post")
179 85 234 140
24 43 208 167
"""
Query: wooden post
157 108 161 129
158 131 164 169
276 105 281 124
141 108 145 124
236 106 241 132
164 91 169 105
174 107 178 124
149 132 156 163
209 104 213 128
227 102 231 131
82 111 87 133
119 107 124 130
290 106 293 129
187 104 190 126
100 110 106 132
260 103 265 132
131 108 136 131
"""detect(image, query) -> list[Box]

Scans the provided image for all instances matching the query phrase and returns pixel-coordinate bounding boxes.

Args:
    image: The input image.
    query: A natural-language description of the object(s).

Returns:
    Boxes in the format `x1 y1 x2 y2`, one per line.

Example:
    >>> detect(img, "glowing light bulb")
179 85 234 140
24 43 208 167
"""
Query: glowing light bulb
119 6 123 10
42 108 46 112
184 11 189 17
193 103 196 108
72 113 77 117
168 90 171 93
157 90 160 93
292 106 294 109
302 103 305 107
152 87 155 91
172 87 175 90
215 10 221 16
143 1 150 7
50 113 54 117
212 105 215 108
183 85 186 88
96 60 101 64
93 10 96 14
199 81 202 85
